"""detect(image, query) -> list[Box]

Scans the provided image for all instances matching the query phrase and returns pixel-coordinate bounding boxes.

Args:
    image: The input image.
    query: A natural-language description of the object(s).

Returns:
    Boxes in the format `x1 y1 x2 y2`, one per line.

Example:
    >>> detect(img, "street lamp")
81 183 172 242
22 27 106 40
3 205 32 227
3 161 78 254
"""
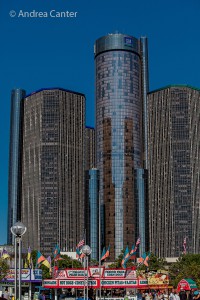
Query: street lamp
11 222 27 300
82 245 91 300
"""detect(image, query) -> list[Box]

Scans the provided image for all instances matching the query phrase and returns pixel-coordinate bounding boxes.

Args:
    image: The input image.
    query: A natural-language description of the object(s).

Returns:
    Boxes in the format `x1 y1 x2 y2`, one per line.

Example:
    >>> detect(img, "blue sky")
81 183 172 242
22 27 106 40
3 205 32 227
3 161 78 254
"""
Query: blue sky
0 0 200 244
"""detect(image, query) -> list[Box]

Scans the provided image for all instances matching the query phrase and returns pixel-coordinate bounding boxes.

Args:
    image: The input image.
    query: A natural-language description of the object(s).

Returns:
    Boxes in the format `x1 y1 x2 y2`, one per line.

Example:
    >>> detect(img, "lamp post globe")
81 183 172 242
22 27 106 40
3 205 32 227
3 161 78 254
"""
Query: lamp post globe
11 221 27 237
10 221 27 300
82 245 92 256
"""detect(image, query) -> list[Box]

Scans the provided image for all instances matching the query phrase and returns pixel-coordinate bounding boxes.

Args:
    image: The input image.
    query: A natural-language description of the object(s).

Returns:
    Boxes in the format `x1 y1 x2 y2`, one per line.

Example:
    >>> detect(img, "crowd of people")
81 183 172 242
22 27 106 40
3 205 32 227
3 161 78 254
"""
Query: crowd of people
134 290 200 300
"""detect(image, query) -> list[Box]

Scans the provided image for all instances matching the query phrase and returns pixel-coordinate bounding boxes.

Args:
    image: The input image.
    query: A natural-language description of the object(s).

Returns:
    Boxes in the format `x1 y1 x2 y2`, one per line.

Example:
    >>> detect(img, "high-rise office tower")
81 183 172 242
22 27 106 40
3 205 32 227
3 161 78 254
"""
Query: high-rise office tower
7 88 26 245
85 168 99 261
85 126 96 170
95 33 149 259
85 127 99 260
21 88 85 255
148 85 200 257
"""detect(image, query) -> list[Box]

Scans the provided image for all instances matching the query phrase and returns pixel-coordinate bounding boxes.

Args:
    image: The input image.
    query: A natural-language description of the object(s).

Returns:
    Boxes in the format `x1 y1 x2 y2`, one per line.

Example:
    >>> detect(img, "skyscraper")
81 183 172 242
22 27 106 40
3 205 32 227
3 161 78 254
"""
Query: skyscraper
21 88 85 255
148 85 200 257
7 88 26 245
85 126 96 170
85 168 99 261
95 33 149 259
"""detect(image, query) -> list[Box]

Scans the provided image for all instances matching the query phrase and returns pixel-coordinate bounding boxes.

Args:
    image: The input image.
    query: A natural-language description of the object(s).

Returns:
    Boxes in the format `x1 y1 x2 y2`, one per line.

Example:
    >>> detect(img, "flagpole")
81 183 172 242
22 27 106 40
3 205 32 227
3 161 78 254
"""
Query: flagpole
98 192 101 300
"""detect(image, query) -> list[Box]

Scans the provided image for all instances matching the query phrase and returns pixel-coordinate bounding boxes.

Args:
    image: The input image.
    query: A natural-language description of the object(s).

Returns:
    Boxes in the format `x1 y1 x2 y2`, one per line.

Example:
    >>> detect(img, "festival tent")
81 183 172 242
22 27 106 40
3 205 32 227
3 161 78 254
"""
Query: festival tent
177 279 197 291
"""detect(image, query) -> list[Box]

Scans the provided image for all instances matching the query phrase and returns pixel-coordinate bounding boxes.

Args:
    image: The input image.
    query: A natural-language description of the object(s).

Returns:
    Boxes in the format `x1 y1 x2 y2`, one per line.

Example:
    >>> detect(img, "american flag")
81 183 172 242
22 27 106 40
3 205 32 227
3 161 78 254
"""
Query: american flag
77 237 85 248
136 237 141 245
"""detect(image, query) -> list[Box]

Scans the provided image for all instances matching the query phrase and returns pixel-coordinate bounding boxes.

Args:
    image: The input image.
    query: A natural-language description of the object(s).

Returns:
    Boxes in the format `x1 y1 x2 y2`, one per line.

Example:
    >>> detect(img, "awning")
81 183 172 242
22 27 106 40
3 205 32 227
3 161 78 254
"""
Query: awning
177 279 197 291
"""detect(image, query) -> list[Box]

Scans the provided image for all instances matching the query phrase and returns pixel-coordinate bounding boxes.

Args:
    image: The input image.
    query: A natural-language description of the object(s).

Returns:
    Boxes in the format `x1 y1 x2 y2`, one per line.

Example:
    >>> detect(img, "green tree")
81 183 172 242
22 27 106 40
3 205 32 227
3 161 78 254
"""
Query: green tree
137 253 167 273
169 254 200 288
57 255 82 269
0 258 9 281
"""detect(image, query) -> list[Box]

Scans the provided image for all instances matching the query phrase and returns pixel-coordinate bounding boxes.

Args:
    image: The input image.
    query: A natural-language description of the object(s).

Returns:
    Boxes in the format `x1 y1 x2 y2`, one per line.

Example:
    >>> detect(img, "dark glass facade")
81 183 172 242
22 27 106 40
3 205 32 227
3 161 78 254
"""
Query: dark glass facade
95 33 149 259
134 168 149 256
85 127 96 170
21 88 85 255
7 88 26 245
85 169 99 261
148 85 200 257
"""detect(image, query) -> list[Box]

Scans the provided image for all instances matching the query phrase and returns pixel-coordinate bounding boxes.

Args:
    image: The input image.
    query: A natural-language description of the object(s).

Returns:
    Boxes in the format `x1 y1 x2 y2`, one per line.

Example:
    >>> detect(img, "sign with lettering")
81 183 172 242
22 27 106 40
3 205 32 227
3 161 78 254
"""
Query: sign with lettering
43 280 58 287
101 280 137 288
66 270 87 277
2 269 42 282
104 270 126 278
59 280 98 288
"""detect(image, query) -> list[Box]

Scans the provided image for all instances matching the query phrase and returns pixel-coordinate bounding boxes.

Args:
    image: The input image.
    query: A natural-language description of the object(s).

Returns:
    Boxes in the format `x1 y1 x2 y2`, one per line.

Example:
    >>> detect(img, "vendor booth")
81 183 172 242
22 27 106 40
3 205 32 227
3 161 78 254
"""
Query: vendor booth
177 279 198 292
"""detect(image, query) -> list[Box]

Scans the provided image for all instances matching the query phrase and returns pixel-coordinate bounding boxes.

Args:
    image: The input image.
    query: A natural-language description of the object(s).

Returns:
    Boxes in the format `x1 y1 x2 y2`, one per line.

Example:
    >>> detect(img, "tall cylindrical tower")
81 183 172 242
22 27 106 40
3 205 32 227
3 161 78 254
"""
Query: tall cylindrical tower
7 88 26 245
95 33 149 258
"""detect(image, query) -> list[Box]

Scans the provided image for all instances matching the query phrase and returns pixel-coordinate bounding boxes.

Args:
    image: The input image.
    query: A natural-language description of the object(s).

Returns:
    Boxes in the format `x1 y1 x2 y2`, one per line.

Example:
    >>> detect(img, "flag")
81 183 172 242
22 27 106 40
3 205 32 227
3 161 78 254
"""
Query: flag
183 237 186 254
76 247 81 259
144 252 150 266
129 244 137 260
27 246 32 268
136 237 141 246
121 246 129 268
36 251 46 268
77 237 85 248
79 252 85 259
100 247 106 261
137 252 148 265
2 249 10 259
42 259 51 269
47 256 52 273
101 245 110 261
53 244 61 259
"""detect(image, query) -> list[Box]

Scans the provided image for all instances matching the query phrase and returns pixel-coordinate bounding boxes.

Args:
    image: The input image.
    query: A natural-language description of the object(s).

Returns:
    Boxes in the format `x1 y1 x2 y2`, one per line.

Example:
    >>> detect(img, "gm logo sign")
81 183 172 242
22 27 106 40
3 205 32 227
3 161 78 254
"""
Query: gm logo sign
124 37 133 47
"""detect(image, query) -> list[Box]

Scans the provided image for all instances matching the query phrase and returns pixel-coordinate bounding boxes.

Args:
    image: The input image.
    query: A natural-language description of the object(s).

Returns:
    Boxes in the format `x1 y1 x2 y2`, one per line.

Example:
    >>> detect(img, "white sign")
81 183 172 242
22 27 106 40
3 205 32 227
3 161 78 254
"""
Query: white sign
101 280 137 287
104 270 126 278
59 280 97 287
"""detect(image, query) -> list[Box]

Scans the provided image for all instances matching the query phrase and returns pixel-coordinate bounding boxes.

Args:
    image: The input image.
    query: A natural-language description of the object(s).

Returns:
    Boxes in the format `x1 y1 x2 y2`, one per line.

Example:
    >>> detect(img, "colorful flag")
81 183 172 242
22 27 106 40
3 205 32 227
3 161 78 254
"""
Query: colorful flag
42 259 51 269
77 236 85 248
76 247 81 259
36 251 46 268
137 252 147 265
144 252 150 266
100 247 106 261
136 237 141 246
27 246 32 268
79 252 85 259
101 245 110 261
47 256 52 273
121 246 129 268
129 244 137 260
53 244 61 261
183 237 186 254
2 249 10 259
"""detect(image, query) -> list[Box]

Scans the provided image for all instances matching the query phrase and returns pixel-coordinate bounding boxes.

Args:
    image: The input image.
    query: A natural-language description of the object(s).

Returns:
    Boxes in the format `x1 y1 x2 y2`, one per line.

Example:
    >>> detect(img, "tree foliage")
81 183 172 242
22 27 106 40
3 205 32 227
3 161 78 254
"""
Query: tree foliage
169 254 200 288
137 253 167 273
57 255 82 269
0 258 9 281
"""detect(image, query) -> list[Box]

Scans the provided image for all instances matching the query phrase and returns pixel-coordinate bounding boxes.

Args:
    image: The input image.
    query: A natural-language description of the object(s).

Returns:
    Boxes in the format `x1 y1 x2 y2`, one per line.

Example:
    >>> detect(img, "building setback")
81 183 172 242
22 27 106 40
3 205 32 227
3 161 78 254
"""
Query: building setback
95 33 149 259
7 89 26 245
148 85 200 257
21 88 85 255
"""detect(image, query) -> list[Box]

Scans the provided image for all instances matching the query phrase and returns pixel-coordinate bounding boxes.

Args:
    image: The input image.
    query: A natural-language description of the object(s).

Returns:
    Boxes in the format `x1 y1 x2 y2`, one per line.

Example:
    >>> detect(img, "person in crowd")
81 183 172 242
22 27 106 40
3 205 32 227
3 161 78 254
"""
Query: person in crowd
174 292 180 300
170 292 175 300
193 291 200 300
3 288 10 300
